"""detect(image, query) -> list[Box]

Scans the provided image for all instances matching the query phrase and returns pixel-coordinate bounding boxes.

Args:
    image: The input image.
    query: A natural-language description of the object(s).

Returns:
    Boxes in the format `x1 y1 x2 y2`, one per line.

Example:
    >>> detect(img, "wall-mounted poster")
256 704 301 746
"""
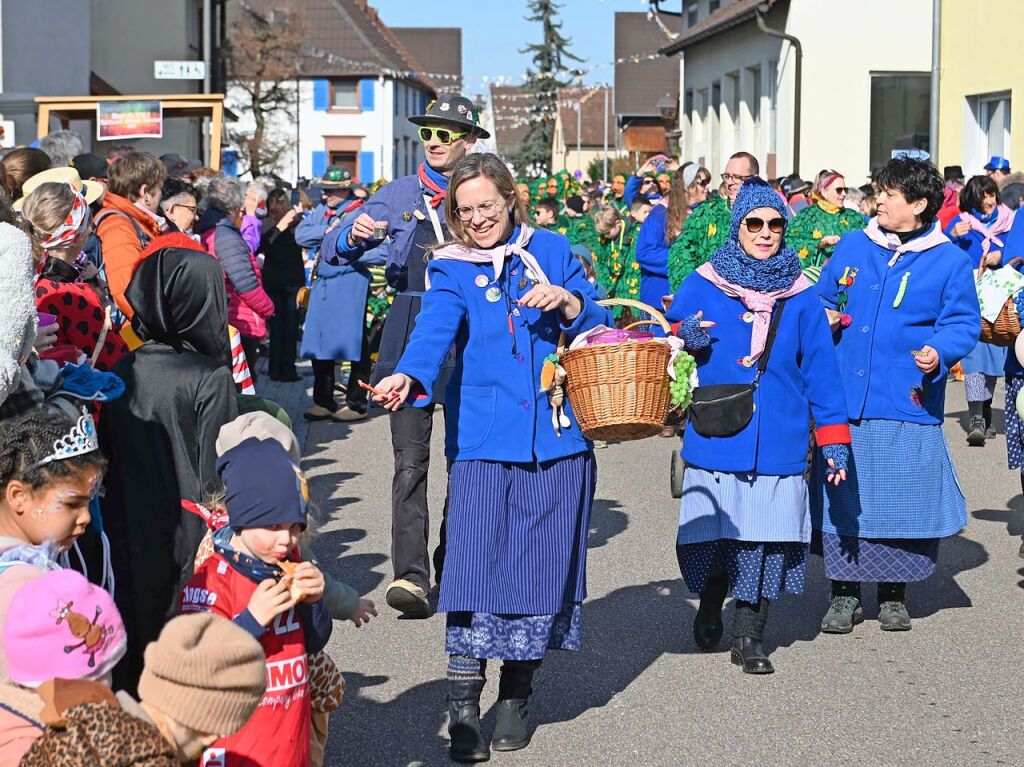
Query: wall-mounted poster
96 100 163 140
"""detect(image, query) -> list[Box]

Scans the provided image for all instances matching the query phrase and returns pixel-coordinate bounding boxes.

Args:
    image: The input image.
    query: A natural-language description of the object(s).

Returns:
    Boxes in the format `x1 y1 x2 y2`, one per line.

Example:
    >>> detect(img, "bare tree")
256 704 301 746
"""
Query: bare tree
225 4 303 178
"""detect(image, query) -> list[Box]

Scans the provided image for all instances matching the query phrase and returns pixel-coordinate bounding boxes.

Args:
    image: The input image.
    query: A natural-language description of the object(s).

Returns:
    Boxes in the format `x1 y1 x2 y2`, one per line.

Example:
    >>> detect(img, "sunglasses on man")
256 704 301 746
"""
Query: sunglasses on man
743 217 786 234
418 127 469 145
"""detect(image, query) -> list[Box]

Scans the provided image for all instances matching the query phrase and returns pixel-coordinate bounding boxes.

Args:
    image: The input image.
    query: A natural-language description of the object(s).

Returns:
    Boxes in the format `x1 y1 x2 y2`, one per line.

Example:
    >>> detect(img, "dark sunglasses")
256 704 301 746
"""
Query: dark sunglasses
832 187 849 195
743 217 786 234
417 126 468 145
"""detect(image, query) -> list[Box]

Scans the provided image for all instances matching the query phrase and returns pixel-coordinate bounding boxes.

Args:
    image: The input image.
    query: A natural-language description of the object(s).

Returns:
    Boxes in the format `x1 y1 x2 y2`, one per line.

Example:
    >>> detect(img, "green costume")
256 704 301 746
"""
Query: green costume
667 195 731 291
786 198 867 271
565 215 601 252
594 220 642 319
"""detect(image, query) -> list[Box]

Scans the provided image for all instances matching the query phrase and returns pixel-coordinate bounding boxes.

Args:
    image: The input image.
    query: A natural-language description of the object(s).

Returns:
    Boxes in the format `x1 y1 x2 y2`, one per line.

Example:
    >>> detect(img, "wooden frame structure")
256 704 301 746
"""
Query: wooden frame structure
35 93 225 170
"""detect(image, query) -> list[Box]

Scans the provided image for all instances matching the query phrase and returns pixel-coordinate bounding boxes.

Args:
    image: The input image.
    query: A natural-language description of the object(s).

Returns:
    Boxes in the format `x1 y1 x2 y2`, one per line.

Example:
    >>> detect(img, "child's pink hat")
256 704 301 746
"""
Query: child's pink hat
3 569 126 688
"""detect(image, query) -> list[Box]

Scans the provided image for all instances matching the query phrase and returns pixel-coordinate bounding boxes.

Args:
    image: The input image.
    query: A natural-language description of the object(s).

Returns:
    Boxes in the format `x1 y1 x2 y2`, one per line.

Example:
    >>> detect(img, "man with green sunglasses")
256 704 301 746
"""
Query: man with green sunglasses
324 93 489 619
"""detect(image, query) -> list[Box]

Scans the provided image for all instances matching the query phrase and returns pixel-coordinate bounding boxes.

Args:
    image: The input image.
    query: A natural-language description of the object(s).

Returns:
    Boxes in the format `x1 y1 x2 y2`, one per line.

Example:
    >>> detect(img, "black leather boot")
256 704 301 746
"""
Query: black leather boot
448 678 490 763
731 598 774 674
693 567 729 650
491 660 538 752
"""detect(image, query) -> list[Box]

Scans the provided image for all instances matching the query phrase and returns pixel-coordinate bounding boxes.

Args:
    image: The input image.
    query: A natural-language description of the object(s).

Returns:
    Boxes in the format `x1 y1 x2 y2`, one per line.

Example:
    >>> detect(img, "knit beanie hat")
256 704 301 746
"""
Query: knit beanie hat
4 569 126 688
730 177 788 237
565 195 585 215
216 437 309 530
216 411 301 462
138 613 266 736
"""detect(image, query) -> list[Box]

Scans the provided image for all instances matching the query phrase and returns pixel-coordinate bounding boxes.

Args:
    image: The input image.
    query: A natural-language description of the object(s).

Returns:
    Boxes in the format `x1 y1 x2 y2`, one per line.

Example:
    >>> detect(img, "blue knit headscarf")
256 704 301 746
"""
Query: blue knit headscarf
710 177 802 292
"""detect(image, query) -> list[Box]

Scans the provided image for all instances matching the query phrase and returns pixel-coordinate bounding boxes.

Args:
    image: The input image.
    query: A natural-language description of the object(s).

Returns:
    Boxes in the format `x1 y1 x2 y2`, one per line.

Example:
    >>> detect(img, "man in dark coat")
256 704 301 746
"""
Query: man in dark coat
100 242 238 693
326 93 489 617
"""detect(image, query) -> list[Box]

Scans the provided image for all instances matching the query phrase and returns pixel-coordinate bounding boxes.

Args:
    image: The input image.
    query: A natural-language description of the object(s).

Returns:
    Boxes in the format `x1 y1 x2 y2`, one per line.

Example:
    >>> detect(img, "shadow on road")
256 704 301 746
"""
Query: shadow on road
588 498 628 549
949 406 1006 435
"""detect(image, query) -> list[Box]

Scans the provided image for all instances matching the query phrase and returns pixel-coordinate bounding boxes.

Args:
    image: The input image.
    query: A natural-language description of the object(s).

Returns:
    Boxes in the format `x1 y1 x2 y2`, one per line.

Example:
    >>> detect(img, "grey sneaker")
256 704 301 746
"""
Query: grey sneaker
820 596 864 634
967 416 986 446
878 601 912 631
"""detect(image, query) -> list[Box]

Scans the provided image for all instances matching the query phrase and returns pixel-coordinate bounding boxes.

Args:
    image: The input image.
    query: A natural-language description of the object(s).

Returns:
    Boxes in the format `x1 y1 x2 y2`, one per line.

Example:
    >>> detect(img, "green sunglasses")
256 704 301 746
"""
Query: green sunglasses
418 126 469 145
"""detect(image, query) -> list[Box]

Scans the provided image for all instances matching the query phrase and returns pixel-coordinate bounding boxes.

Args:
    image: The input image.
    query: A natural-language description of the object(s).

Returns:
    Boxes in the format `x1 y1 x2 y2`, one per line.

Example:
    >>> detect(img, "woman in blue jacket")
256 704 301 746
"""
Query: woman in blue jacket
666 178 851 675
635 171 691 332
814 155 979 634
375 153 611 763
944 175 1014 445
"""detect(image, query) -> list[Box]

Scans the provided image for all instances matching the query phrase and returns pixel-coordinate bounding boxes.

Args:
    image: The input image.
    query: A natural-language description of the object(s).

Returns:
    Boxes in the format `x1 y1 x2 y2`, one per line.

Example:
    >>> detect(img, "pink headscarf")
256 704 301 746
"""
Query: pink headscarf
39 188 91 251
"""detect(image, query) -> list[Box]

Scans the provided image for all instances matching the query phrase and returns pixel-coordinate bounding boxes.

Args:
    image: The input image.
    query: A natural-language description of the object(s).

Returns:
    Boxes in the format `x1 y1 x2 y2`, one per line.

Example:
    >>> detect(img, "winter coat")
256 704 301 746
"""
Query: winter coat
95 192 164 319
101 246 238 695
395 227 612 463
301 206 388 362
199 211 274 339
0 223 37 407
635 205 671 314
817 224 979 424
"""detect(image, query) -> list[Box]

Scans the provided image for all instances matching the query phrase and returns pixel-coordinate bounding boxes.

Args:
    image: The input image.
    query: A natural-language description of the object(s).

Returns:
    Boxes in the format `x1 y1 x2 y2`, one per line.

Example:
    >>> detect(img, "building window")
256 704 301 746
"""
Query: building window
965 92 1012 172
726 71 740 152
687 3 698 27
709 0 721 12
331 81 358 110
869 73 930 171
394 85 399 116
329 151 357 176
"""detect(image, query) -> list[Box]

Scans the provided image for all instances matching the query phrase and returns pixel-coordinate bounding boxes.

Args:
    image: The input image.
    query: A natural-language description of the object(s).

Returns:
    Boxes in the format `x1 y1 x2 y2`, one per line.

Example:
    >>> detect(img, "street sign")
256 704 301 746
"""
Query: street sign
154 60 206 80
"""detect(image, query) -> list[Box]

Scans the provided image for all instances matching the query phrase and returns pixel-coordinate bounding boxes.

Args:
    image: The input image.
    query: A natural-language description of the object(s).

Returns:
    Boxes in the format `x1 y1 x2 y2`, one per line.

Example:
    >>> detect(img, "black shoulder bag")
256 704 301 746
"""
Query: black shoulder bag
686 299 788 438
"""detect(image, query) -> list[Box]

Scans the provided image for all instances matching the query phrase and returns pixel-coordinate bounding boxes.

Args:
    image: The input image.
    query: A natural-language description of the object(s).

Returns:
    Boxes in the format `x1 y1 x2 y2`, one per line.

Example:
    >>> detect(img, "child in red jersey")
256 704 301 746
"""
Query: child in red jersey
180 437 332 767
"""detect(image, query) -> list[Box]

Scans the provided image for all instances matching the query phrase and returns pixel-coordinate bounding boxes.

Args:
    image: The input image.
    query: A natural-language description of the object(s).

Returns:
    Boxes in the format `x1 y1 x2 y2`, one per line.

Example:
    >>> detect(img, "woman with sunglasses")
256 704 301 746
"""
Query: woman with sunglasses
813 155 977 635
665 177 851 675
786 169 866 275
373 153 610 762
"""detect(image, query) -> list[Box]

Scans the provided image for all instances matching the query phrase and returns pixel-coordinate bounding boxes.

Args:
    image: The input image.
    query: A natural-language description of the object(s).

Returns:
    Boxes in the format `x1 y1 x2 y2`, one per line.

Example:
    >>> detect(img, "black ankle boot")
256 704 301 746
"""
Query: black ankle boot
693 568 729 651
448 678 490 763
491 661 538 752
983 400 997 438
730 636 774 674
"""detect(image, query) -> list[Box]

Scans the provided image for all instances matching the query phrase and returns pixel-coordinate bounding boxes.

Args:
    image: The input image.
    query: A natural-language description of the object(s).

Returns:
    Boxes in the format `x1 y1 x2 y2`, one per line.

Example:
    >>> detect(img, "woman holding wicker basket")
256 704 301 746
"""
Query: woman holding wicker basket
665 177 851 675
374 153 611 763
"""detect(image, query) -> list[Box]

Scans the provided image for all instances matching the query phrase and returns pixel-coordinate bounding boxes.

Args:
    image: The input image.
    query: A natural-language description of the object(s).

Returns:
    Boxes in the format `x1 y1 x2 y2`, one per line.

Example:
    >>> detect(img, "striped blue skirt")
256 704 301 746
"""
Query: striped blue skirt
441 453 595 659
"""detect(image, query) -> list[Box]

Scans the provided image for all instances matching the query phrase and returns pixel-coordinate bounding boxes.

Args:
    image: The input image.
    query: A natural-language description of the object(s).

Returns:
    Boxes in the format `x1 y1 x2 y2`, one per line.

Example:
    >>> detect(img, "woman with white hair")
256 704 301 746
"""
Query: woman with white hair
196 175 274 380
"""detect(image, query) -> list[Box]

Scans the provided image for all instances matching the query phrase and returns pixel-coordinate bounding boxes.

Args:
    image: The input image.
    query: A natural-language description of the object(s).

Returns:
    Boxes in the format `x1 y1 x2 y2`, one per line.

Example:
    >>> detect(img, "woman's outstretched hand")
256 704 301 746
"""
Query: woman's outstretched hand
519 285 581 320
373 374 414 411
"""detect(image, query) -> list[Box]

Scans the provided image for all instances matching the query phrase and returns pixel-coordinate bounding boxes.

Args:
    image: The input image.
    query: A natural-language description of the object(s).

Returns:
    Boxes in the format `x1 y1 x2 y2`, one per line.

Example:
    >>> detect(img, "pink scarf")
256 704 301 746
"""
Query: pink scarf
863 217 950 266
695 262 811 362
959 204 1015 256
429 224 550 288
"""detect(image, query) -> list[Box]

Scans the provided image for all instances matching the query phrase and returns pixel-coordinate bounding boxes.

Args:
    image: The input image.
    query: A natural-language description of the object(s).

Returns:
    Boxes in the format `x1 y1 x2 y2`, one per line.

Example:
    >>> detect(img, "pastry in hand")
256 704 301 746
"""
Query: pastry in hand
277 560 307 603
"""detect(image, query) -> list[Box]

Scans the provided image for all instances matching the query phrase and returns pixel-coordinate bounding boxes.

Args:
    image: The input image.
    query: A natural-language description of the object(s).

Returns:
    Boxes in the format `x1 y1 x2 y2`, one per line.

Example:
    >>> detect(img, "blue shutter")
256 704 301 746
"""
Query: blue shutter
359 79 375 111
313 80 329 111
311 150 327 178
358 151 374 183
221 149 238 177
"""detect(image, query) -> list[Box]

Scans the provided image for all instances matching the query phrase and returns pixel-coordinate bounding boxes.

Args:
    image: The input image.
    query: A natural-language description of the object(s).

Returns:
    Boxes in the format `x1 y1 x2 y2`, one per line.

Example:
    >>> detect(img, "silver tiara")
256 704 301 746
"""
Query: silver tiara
28 411 99 470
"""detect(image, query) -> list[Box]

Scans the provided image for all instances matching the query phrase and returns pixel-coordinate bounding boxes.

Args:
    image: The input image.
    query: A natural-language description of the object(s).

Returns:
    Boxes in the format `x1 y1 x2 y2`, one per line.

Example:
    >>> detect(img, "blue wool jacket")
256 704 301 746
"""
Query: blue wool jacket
635 205 671 316
395 227 612 463
1003 207 1024 259
334 174 444 287
944 214 1003 269
666 274 849 475
817 226 979 424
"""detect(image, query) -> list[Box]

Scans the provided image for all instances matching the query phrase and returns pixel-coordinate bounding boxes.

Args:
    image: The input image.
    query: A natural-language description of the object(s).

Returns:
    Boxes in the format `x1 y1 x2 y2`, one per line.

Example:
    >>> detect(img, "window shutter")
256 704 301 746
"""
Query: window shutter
358 151 374 183
313 80 329 111
311 151 327 178
359 79 375 111
221 149 239 177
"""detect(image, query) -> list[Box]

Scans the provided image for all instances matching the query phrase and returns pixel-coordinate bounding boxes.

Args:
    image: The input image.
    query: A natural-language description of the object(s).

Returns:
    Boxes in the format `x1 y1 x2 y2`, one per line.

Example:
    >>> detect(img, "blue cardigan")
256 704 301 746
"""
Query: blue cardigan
944 217 1002 269
817 226 979 424
395 227 612 463
1004 207 1024 259
635 205 671 318
666 274 849 476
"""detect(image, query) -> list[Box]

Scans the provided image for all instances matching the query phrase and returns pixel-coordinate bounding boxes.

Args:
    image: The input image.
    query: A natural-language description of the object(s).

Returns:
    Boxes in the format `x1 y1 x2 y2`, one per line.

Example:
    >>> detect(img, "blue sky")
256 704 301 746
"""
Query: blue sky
378 0 665 94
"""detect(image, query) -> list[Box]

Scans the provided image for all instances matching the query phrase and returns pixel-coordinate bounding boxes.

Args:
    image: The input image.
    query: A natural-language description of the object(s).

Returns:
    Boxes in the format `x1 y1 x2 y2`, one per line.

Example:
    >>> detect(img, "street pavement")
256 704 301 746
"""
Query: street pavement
261 371 1023 767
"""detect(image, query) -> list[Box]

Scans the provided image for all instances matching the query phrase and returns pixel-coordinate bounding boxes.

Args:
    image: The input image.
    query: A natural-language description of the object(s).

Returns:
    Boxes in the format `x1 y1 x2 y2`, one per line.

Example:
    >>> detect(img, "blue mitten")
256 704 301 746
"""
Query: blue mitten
675 314 711 351
821 443 849 474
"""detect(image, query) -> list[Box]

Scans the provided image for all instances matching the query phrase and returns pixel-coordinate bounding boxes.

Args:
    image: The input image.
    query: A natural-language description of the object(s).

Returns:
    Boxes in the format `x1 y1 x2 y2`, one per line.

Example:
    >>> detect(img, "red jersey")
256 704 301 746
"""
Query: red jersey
180 552 310 767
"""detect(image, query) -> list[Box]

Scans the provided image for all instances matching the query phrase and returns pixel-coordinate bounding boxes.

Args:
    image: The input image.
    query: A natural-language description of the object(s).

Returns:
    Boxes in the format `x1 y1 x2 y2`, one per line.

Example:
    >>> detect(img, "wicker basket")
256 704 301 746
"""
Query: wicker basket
560 298 672 442
978 257 1024 347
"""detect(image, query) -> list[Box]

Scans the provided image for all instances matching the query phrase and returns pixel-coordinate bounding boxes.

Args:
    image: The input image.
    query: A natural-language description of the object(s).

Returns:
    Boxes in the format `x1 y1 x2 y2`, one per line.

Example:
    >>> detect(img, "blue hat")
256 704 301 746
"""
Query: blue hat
730 177 787 236
216 438 309 530
985 156 1010 172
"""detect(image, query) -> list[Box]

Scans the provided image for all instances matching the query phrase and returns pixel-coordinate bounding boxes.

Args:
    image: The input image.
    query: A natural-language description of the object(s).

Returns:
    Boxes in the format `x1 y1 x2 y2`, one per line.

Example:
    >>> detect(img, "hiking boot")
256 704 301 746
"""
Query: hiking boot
967 416 987 446
820 596 864 634
878 601 912 631
386 578 431 618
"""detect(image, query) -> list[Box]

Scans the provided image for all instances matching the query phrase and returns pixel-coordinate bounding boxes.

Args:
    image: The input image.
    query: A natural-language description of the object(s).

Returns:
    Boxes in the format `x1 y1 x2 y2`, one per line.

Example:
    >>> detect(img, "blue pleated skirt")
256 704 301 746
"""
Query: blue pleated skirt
441 453 595 659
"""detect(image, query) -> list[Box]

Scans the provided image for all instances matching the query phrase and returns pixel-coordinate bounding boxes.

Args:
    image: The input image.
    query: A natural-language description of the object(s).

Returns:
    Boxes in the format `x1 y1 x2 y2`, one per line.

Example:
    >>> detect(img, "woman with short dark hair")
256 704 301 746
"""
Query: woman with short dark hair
813 155 979 634
374 152 611 762
945 175 1014 445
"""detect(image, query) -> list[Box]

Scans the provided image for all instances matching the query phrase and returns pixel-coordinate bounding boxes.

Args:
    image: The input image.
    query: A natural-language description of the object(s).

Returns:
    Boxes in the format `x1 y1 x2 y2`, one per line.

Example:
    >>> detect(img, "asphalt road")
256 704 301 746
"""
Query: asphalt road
301 381 1022 767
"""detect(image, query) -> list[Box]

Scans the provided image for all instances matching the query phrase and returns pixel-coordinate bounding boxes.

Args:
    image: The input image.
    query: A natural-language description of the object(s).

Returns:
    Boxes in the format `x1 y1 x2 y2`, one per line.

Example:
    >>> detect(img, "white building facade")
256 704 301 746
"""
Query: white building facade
668 0 933 182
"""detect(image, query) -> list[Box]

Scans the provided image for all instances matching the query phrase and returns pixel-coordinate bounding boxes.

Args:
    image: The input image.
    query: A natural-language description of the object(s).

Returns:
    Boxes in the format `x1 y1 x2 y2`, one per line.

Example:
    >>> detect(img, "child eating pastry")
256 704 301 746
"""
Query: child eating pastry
179 437 332 767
